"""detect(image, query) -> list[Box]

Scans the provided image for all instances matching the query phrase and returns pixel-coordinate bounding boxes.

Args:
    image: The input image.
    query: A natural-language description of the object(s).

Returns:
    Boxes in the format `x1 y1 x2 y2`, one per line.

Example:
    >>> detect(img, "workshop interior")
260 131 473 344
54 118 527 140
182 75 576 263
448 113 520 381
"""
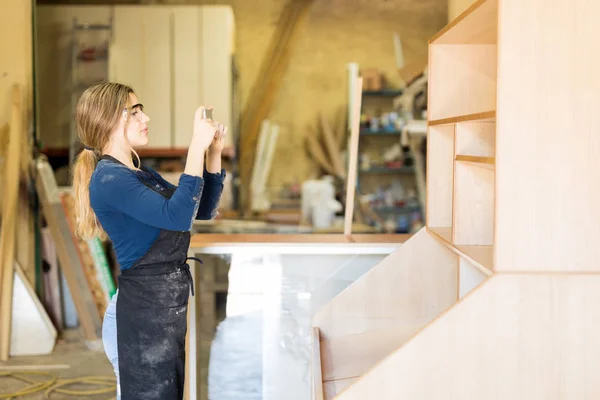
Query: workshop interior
1 0 599 399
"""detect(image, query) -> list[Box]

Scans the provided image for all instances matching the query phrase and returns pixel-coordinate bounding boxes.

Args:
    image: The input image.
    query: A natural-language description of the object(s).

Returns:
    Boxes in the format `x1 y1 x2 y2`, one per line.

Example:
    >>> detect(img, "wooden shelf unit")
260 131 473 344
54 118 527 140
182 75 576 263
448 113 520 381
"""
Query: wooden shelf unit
312 0 600 398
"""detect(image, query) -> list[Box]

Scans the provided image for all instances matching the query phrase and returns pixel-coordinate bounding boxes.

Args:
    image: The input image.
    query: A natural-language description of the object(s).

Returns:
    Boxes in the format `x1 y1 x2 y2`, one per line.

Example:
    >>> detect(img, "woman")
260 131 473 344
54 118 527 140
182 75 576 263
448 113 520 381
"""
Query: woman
72 82 225 400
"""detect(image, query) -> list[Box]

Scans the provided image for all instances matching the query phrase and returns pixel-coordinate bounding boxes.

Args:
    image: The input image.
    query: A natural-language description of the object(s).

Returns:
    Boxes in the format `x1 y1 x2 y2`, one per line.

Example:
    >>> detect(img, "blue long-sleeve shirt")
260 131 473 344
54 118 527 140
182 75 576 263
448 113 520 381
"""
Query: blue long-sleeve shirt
90 156 225 270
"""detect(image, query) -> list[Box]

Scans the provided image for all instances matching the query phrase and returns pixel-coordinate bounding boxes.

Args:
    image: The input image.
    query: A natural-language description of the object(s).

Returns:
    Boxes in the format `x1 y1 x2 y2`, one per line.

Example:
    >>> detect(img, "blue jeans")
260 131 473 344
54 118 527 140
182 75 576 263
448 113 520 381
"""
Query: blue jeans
102 290 120 400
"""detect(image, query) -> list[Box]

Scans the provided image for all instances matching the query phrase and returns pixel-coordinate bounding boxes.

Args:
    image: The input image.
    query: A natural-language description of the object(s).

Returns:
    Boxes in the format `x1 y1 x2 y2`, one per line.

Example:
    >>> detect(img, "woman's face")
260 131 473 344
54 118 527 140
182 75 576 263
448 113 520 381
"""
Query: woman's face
123 92 150 148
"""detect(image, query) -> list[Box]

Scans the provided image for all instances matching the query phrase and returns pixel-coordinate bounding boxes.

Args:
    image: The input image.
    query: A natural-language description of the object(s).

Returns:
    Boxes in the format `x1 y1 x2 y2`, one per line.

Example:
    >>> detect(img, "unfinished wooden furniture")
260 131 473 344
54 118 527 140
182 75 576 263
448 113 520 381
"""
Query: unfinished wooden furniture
311 0 600 398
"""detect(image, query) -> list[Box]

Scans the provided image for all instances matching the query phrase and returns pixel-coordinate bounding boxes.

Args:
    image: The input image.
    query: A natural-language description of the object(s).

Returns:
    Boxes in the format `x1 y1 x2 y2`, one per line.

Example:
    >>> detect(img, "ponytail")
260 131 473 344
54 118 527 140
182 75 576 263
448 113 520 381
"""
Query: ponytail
72 149 106 240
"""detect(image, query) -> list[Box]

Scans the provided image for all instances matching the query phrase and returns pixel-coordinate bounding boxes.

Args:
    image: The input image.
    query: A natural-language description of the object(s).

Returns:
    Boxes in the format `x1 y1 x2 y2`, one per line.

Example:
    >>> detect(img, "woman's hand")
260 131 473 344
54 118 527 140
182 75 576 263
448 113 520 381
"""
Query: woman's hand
193 106 218 151
208 124 227 155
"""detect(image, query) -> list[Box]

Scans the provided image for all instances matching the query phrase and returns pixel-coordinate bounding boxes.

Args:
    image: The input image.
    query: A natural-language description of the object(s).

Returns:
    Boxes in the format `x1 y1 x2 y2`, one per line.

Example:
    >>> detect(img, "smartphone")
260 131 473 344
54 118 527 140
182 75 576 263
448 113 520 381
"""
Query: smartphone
202 108 213 120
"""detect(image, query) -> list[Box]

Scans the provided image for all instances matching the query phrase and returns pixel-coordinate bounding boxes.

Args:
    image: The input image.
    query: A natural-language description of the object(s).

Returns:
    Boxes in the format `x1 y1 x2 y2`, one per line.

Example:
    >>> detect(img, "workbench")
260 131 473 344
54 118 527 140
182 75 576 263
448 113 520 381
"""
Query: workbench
184 233 410 400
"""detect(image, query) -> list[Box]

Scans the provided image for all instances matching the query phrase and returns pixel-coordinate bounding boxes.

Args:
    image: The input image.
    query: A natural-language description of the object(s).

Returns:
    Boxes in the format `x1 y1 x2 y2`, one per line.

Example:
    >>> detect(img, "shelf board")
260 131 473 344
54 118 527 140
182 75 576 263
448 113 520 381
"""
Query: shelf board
430 0 498 45
427 226 493 275
455 155 495 171
429 111 495 126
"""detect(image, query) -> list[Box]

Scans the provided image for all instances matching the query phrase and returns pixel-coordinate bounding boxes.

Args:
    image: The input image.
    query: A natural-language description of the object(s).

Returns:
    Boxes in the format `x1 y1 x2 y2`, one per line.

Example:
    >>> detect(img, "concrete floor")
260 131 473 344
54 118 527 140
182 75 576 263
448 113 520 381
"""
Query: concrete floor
0 297 226 400
0 330 115 400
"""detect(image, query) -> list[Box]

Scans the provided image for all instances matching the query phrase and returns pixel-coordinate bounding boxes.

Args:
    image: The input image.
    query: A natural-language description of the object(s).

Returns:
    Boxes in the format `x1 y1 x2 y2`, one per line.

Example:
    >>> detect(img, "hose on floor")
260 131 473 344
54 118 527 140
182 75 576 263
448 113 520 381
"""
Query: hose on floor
0 371 116 399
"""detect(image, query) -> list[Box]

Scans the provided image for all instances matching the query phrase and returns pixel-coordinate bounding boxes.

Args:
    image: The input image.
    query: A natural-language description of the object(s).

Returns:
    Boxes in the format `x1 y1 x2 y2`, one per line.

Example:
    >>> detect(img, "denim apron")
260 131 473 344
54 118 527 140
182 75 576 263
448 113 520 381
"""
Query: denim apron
113 165 200 400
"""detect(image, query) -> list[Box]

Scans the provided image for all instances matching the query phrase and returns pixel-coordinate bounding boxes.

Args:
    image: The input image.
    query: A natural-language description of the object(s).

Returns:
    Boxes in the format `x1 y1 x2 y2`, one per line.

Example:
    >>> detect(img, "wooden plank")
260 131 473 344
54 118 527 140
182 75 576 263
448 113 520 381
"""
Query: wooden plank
306 131 338 176
34 158 102 341
335 274 600 399
428 44 496 121
427 226 493 274
142 7 172 148
343 77 363 236
313 229 458 341
0 84 22 361
189 234 411 247
426 125 454 228
431 0 497 44
312 327 324 400
197 6 234 148
172 6 200 149
59 192 110 318
429 111 496 126
320 114 345 177
495 0 600 272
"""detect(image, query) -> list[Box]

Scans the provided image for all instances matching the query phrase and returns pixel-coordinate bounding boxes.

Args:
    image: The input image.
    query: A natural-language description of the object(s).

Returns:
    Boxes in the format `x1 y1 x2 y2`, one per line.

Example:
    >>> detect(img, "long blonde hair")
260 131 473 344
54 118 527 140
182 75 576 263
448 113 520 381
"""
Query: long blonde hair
72 82 134 239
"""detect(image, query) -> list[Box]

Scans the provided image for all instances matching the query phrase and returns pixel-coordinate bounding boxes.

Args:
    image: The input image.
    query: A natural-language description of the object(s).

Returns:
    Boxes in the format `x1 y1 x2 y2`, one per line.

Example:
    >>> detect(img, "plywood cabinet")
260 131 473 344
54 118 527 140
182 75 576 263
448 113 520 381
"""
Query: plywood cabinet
312 0 600 398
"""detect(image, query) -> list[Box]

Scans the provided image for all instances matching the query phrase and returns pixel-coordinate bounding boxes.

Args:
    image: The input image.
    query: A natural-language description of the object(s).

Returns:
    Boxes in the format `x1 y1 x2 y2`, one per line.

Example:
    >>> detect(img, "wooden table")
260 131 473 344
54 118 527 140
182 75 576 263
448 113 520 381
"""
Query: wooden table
184 233 411 400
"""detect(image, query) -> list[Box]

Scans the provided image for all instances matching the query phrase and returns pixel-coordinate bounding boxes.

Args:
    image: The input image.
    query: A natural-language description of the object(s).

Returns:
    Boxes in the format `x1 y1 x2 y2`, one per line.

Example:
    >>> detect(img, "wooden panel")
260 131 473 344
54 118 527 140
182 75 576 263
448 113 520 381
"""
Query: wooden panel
426 125 454 228
312 327 324 400
142 7 172 148
335 274 600 399
196 6 234 148
110 6 145 110
495 0 600 272
452 161 494 245
458 257 486 298
429 44 497 121
320 324 421 382
110 6 171 148
455 121 495 157
313 229 458 340
0 0 32 128
433 0 497 44
172 7 200 148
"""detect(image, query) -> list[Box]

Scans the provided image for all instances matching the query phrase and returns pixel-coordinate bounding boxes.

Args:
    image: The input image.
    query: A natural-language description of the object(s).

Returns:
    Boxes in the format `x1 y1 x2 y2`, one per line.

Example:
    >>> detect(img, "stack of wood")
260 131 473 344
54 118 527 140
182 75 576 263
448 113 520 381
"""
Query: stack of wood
305 109 348 179
0 84 47 360
238 0 315 213
0 84 116 362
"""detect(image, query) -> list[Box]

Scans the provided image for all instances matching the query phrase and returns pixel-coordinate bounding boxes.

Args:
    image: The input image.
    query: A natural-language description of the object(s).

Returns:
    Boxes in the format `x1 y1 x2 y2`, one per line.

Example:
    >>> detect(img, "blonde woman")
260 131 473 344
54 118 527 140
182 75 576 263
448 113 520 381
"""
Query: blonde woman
72 82 225 399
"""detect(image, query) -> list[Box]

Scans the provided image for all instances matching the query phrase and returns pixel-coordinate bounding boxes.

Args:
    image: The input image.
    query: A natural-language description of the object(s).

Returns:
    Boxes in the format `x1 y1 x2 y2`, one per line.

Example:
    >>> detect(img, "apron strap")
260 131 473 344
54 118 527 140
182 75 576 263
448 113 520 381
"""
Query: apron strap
183 256 203 297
